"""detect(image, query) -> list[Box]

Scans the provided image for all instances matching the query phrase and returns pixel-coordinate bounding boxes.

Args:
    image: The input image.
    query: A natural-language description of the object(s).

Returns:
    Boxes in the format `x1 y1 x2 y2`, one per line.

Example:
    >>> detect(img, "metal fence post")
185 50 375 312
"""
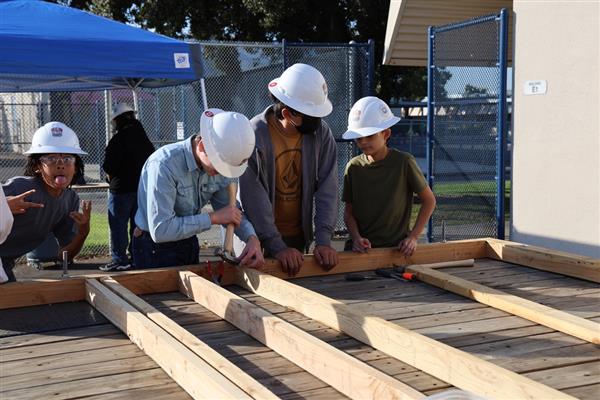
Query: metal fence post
282 39 288 70
367 39 375 96
496 8 509 239
426 26 435 242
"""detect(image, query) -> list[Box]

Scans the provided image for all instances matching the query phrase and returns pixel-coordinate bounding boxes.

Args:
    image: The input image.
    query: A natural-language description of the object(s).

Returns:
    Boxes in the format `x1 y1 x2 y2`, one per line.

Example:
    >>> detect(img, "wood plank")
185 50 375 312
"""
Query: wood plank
405 266 600 344
101 277 277 400
0 367 173 400
235 267 574 400
0 279 85 309
0 333 129 362
281 387 347 400
85 279 252 400
1 355 156 392
486 239 600 283
523 361 600 390
563 383 600 399
178 271 424 400
0 240 486 310
257 241 486 279
82 383 192 400
0 323 118 349
1 343 140 377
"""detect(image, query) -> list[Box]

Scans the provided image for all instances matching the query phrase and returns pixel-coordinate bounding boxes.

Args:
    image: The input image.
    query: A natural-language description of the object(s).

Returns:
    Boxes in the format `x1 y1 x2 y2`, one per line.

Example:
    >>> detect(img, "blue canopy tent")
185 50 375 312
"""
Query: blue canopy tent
0 0 204 92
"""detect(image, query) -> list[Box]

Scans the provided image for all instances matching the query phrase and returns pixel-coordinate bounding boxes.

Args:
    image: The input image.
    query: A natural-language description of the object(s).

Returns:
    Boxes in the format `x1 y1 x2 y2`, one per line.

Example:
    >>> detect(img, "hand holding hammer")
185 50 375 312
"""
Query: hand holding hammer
213 181 241 265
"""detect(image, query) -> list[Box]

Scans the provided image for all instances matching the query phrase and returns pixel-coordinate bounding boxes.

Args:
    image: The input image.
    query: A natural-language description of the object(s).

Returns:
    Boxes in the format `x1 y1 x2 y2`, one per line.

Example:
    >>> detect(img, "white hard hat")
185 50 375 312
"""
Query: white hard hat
25 122 87 155
268 63 333 118
342 96 400 140
200 109 255 178
112 103 135 120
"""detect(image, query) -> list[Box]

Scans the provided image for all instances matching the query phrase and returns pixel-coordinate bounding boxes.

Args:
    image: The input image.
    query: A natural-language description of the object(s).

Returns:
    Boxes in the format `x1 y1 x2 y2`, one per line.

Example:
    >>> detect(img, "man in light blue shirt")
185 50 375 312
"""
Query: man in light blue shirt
133 109 263 269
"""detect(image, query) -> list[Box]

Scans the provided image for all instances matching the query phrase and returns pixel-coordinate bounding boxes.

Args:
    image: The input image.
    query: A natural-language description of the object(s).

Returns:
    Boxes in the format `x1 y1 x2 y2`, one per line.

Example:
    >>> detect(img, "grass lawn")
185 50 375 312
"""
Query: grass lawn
81 212 110 256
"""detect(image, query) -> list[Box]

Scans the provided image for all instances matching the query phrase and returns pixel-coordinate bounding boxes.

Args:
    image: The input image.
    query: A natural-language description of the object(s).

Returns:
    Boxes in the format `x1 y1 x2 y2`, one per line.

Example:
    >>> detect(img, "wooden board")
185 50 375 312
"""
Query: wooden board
486 239 600 283
85 279 252 399
178 271 424 400
406 266 600 344
235 267 574 400
100 277 277 400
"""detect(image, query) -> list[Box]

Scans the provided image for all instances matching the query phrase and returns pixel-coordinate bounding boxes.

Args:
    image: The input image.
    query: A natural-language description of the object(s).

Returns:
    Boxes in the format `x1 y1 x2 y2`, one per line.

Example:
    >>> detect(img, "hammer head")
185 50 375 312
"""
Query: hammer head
214 247 240 265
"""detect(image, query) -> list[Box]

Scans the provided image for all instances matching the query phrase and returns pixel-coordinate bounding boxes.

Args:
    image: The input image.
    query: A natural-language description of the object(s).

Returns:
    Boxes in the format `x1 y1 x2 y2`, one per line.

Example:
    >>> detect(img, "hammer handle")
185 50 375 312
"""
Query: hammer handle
223 182 238 254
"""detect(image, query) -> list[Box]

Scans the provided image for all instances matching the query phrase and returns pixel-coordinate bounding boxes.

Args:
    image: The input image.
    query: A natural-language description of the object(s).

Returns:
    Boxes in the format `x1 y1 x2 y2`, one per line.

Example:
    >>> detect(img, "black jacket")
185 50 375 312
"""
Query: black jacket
102 120 155 194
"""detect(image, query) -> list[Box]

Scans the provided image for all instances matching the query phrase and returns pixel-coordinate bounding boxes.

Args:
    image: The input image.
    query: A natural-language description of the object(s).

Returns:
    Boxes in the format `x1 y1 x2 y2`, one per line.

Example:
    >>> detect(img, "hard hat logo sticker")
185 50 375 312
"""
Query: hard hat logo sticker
269 82 277 87
51 127 63 137
351 109 361 121
204 111 214 117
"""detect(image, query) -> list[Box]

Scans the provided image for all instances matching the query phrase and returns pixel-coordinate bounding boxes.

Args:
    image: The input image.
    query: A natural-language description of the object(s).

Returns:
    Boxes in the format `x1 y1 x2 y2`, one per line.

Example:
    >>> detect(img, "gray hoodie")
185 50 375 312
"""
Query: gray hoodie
239 106 338 256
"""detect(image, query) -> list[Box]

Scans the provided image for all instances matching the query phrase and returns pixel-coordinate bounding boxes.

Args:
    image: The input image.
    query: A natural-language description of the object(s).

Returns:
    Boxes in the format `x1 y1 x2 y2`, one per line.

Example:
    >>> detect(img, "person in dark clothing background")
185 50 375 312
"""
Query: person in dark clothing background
100 103 154 271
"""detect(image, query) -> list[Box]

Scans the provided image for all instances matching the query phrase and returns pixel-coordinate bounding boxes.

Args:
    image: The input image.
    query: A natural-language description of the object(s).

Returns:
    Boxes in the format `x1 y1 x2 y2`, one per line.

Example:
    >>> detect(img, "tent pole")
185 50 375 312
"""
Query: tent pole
132 89 139 112
200 78 208 110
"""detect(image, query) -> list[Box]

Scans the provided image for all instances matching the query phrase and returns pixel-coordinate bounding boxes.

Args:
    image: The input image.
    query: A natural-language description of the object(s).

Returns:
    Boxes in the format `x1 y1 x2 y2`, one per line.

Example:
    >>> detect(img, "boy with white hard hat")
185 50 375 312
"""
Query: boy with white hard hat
0 122 91 282
342 97 436 255
238 63 339 276
133 109 263 269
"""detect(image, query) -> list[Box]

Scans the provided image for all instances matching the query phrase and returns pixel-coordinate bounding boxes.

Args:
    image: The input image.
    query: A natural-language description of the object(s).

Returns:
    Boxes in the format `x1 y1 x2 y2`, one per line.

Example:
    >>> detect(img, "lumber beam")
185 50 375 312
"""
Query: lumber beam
258 240 486 279
0 240 486 310
178 271 424 400
0 279 85 310
85 279 252 400
486 239 600 283
235 267 575 400
405 266 600 344
100 277 277 400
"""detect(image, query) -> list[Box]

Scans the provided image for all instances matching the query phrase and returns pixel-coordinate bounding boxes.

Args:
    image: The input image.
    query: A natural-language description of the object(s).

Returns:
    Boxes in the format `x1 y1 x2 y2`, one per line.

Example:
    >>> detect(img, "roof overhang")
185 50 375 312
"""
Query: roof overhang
383 0 513 66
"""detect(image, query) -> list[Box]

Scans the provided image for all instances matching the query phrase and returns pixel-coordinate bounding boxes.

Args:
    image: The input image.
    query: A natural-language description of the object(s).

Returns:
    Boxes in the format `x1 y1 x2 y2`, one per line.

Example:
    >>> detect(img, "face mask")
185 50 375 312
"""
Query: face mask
292 114 321 135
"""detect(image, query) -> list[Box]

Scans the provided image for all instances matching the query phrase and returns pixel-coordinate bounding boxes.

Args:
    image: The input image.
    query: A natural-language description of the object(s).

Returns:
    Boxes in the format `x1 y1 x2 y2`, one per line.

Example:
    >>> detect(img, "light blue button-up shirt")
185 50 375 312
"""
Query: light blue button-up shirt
135 136 256 243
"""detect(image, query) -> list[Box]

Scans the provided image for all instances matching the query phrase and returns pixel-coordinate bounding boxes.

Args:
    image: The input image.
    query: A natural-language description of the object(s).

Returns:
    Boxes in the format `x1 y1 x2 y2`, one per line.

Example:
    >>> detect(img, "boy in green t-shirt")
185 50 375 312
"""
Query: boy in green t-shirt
342 97 436 256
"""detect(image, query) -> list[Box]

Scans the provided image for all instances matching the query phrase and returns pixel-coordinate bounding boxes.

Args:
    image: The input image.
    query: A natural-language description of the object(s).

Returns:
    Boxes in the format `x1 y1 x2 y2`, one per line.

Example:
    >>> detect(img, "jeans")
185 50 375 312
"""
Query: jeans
132 232 199 269
108 192 137 264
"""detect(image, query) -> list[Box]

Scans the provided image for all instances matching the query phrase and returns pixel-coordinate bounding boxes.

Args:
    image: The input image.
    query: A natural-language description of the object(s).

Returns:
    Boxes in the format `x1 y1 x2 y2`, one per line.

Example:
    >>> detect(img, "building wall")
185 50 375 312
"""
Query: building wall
511 1 599 257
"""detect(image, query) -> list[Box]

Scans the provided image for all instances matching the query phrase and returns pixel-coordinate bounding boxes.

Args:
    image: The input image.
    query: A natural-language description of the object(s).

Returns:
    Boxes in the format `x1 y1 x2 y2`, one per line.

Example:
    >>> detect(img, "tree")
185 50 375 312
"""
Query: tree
464 84 489 98
64 0 434 102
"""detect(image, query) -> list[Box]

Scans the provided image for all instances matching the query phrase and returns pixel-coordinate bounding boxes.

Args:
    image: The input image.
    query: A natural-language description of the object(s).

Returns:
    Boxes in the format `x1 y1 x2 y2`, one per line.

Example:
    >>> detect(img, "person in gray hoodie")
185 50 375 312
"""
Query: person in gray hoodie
238 63 339 276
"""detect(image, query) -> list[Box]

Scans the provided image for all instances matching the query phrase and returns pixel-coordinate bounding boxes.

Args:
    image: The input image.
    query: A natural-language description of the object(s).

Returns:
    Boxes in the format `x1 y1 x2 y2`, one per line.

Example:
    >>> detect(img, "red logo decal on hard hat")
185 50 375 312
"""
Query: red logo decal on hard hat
268 82 277 87
204 111 214 117
51 127 63 137
351 109 361 121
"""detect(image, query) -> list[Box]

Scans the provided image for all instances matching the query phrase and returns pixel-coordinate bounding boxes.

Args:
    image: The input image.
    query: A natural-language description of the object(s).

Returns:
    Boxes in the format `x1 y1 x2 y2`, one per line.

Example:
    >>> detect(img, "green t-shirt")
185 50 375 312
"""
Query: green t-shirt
342 149 427 248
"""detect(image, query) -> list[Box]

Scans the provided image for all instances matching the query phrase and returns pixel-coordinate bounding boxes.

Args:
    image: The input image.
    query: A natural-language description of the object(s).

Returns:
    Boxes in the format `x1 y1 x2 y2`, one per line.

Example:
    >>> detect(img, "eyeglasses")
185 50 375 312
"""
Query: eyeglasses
39 155 76 165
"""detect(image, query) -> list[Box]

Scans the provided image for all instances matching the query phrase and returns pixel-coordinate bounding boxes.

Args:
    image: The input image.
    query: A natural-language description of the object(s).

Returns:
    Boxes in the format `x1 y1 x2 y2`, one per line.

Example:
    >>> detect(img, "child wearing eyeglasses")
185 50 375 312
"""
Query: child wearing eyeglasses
0 122 91 282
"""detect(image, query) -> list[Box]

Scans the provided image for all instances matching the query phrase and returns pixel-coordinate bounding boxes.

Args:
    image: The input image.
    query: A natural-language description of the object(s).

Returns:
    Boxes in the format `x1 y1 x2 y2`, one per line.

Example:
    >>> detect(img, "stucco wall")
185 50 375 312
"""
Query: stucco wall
511 1 600 257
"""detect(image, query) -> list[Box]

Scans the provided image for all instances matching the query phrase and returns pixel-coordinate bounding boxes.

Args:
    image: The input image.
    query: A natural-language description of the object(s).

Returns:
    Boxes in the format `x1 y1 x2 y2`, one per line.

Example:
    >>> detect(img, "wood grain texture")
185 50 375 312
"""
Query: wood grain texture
236 267 575 400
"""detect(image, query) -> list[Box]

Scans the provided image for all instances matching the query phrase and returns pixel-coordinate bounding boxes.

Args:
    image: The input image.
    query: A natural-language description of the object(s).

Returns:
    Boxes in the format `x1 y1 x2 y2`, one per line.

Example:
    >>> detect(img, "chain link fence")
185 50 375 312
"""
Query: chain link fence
0 41 372 258
427 11 509 241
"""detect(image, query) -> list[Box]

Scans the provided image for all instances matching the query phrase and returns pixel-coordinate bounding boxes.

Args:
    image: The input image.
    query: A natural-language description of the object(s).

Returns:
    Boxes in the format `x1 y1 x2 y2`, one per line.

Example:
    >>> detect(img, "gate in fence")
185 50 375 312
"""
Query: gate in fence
427 9 509 241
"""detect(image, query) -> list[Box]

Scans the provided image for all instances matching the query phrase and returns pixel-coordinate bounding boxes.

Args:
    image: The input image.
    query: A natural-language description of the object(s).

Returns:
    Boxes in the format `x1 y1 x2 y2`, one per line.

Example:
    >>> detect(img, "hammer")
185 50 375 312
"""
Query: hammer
214 181 240 265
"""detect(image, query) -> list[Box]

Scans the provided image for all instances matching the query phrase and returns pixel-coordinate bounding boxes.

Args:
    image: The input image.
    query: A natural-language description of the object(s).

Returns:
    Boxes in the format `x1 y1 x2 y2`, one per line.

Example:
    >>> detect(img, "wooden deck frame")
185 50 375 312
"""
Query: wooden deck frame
2 238 597 311
486 238 600 283
406 265 600 344
0 239 488 310
234 267 574 400
178 271 425 400
3 238 597 399
99 277 278 400
85 279 253 400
